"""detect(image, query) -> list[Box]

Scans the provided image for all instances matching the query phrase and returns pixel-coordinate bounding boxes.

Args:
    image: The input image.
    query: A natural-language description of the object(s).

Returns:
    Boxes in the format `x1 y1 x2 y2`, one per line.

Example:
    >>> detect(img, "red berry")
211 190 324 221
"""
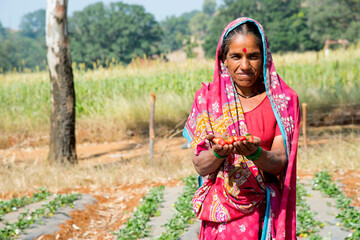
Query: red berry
212 137 222 145
225 136 235 144
238 136 246 141
246 134 254 143
218 139 227 146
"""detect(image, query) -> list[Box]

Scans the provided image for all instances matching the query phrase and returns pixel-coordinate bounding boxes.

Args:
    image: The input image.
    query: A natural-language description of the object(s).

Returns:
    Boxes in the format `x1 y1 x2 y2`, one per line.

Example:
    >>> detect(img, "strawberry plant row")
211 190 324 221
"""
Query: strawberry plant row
0 193 80 239
112 185 165 240
157 175 198 240
313 171 360 240
0 188 51 218
296 181 323 239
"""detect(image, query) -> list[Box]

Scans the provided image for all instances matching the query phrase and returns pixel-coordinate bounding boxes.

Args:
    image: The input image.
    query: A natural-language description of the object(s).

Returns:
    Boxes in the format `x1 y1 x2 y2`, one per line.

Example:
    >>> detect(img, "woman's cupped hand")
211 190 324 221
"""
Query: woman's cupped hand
206 134 261 156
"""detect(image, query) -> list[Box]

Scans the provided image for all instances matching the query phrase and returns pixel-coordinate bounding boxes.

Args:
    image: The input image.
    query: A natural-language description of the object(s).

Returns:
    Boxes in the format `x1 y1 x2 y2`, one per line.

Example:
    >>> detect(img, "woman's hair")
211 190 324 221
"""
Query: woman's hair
220 22 263 61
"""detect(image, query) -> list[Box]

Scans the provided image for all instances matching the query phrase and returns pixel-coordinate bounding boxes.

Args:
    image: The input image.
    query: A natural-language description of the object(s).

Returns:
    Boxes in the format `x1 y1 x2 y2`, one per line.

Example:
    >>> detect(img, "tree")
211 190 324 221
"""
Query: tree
189 12 211 38
18 10 47 70
202 14 227 58
0 21 6 39
13 35 47 70
202 0 262 58
46 0 77 165
308 0 360 47
258 0 302 52
20 9 46 39
69 2 163 67
203 0 217 16
202 0 308 57
160 10 199 52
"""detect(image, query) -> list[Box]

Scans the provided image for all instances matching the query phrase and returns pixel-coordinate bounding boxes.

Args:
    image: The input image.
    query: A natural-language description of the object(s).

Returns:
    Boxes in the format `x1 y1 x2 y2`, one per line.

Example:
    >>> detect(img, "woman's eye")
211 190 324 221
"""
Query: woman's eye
248 54 260 60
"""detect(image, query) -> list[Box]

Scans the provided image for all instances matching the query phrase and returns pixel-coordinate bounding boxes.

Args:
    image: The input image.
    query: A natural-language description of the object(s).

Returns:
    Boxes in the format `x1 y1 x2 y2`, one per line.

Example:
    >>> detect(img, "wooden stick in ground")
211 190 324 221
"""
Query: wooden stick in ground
149 92 156 166
302 102 307 149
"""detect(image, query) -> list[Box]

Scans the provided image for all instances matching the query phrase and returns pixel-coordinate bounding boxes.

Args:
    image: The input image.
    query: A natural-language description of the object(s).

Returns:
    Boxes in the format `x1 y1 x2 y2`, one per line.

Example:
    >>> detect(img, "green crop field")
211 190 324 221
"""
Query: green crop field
0 44 359 144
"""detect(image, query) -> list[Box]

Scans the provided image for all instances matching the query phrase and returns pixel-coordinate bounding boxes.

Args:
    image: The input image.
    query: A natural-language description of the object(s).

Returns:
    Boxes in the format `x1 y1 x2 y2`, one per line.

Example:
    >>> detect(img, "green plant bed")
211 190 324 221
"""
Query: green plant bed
296 181 323 239
157 175 198 240
112 185 165 240
313 171 360 240
0 188 51 218
0 193 80 239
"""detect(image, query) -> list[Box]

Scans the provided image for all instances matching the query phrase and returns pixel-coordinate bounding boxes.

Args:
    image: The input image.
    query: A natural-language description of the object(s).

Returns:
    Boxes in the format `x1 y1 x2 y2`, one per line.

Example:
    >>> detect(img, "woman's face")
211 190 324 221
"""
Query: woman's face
224 34 263 89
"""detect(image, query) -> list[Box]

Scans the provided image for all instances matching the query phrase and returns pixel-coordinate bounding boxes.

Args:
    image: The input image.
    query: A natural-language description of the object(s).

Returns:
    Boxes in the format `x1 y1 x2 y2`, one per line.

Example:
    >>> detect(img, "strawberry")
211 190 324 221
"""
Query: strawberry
212 137 223 145
225 136 235 144
246 134 254 143
218 139 227 146
238 136 247 141
234 136 246 141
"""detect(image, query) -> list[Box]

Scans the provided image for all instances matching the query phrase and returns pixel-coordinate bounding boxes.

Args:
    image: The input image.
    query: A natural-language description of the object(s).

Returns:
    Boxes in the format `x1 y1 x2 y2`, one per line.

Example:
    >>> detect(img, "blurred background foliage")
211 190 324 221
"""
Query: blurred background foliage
0 0 359 73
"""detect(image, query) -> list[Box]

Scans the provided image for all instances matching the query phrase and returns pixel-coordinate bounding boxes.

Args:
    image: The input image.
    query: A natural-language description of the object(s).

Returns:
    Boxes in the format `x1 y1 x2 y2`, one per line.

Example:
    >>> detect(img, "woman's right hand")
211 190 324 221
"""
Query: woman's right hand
206 134 234 157
192 134 233 176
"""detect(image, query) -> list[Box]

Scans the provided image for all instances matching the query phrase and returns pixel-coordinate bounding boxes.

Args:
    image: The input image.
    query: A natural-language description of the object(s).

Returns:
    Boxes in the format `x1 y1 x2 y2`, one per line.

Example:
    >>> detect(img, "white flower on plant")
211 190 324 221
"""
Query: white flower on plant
212 101 219 113
12 207 17 211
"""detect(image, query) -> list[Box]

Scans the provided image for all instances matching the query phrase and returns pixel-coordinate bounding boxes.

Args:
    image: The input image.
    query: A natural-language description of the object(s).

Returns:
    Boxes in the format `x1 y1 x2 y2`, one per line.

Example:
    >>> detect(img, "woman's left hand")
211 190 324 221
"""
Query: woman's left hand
232 136 261 156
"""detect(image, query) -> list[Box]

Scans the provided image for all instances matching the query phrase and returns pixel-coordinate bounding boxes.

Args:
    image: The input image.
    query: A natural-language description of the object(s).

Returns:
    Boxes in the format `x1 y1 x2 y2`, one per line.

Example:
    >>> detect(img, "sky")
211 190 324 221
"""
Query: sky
0 0 222 30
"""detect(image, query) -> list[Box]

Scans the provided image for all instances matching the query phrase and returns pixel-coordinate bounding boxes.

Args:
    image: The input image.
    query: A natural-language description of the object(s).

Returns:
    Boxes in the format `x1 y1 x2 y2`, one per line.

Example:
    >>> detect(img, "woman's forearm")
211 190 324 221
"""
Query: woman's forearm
194 148 286 177
192 135 287 177
192 150 227 176
251 148 287 175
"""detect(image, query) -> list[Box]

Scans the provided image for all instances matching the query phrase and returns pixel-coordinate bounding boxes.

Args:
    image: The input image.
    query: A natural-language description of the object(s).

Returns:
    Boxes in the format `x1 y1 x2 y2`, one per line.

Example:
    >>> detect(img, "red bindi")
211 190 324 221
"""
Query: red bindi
243 48 247 53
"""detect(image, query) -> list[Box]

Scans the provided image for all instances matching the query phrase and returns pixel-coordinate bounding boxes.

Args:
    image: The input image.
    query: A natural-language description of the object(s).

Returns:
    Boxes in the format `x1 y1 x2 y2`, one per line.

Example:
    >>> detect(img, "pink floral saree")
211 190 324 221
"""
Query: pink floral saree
183 17 300 239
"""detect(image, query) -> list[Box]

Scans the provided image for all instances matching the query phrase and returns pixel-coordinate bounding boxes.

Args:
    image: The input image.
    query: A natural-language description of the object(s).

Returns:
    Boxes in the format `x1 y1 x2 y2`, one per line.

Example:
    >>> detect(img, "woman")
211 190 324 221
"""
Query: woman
183 17 300 239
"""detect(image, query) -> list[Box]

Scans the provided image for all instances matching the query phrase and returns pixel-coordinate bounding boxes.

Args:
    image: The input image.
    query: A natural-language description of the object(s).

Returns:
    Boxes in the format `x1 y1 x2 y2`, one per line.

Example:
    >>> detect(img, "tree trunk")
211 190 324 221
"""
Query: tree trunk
46 0 77 165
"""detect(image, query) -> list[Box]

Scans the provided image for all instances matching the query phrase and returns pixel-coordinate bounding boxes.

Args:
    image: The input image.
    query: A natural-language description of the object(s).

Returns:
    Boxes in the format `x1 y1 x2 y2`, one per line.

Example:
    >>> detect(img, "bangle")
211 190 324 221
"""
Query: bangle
213 150 229 159
246 147 262 161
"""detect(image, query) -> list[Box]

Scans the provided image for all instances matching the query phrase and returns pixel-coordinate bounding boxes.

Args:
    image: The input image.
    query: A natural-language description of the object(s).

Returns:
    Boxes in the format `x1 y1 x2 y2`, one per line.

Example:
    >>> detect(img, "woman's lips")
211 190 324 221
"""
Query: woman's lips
237 73 253 78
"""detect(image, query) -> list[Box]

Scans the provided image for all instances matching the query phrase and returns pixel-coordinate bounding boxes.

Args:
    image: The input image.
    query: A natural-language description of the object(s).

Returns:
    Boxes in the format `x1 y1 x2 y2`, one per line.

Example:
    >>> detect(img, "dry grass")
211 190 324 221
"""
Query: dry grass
298 134 360 171
1 130 359 197
0 137 196 196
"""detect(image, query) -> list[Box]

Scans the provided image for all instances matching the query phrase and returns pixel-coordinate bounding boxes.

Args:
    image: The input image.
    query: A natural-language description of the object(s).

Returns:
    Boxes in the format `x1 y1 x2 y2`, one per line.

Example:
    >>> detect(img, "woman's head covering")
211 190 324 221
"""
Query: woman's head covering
184 17 300 240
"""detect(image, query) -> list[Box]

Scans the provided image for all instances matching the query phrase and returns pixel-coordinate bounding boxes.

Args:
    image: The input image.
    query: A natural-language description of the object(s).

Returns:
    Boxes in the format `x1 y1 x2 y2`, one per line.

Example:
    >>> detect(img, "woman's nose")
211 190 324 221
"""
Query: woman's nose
240 57 250 70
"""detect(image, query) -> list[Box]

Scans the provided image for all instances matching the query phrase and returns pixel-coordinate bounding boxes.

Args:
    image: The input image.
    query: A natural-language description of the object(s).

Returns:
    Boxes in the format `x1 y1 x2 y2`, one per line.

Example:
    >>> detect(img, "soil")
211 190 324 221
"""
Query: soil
0 134 358 239
37 181 183 240
298 168 360 208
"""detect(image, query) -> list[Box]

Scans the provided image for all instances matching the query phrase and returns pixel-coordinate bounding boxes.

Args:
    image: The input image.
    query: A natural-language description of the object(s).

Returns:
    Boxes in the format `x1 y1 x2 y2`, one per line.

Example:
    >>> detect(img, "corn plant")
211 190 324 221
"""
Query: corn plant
0 45 359 136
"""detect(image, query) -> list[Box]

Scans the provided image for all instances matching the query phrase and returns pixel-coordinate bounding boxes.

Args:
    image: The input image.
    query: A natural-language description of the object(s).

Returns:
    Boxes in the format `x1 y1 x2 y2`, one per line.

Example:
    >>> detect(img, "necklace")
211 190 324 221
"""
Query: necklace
236 91 259 99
